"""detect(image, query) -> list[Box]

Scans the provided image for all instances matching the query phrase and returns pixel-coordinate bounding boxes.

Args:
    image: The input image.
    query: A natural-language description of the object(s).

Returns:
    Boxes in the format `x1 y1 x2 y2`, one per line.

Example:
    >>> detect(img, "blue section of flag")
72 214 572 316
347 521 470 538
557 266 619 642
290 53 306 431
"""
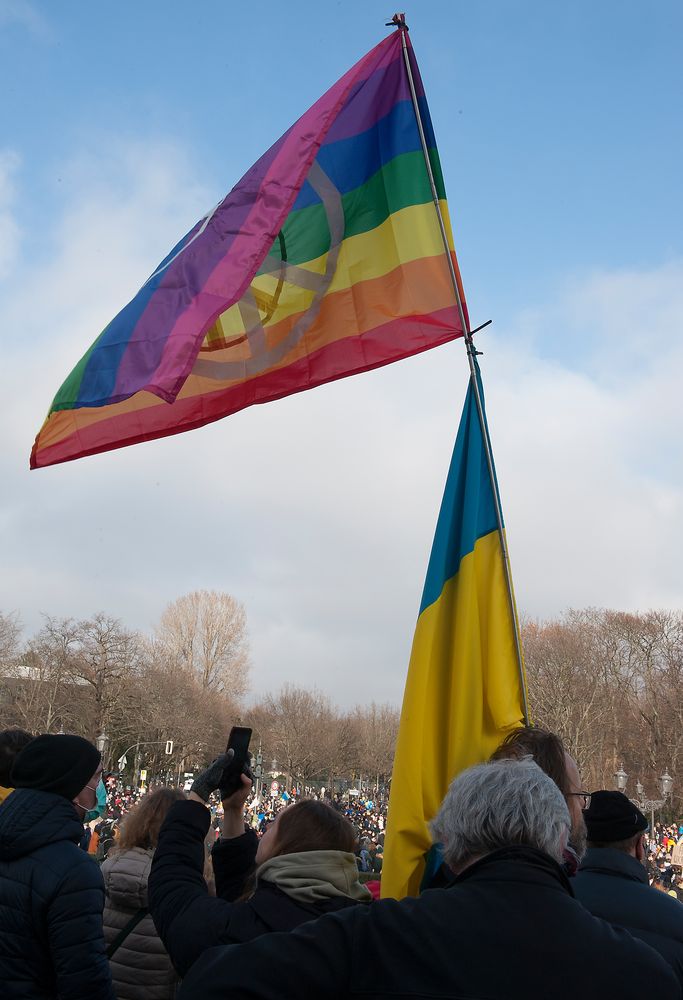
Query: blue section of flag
419 363 500 614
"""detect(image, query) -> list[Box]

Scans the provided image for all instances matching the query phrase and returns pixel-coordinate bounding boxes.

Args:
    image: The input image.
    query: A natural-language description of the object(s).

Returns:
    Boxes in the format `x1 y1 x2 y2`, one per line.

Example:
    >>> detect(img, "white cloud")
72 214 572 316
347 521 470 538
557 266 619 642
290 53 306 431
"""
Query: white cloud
484 261 683 619
1 138 682 708
0 149 21 278
0 0 50 39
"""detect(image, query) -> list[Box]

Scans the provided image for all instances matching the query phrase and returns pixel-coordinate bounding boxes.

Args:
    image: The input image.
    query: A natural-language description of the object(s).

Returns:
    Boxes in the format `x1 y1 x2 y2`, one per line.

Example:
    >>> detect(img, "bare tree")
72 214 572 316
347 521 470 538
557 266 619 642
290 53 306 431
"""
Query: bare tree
65 613 144 740
1 617 83 734
348 702 399 786
251 684 335 786
156 591 249 697
120 641 243 782
0 610 21 666
523 607 683 816
522 610 605 779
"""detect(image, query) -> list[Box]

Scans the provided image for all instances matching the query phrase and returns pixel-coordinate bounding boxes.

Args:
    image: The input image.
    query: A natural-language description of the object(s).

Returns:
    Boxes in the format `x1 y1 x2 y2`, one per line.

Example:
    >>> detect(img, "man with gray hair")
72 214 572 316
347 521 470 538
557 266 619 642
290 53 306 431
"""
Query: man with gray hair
177 759 680 1000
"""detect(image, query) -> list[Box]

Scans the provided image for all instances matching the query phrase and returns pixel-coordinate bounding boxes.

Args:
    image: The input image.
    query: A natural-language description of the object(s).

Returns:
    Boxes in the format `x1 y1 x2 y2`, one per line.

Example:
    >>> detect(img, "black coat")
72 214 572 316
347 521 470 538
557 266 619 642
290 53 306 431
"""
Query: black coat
177 846 681 1000
148 799 360 978
574 847 683 986
0 788 115 1000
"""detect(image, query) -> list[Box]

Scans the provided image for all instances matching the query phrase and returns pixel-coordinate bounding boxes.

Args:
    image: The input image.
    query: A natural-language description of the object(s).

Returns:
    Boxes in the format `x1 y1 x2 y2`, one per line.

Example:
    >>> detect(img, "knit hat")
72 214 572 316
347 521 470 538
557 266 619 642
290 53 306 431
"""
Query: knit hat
11 734 101 800
584 790 648 843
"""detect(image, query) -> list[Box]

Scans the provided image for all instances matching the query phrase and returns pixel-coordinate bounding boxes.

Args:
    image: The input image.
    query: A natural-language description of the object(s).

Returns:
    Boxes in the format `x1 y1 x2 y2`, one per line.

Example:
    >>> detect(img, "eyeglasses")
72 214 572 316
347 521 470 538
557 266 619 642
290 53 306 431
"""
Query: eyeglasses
567 791 592 809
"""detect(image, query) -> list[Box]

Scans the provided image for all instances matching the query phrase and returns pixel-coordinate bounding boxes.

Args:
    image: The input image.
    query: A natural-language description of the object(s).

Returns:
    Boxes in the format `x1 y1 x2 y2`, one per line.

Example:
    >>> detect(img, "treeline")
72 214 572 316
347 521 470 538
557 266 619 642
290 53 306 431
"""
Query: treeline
0 593 398 790
1 598 681 812
249 687 398 790
523 609 683 817
0 592 248 781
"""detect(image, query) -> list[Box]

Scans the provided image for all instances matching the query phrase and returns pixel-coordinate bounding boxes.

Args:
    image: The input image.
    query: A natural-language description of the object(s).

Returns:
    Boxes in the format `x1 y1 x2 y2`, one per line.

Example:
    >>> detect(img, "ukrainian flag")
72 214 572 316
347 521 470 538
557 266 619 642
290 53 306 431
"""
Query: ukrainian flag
381 359 528 899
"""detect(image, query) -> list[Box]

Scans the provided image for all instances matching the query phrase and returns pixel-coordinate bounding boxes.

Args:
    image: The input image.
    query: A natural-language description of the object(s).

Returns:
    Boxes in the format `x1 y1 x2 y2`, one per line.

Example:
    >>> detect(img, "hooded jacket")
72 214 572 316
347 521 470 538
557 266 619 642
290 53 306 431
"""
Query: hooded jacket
256 849 372 905
573 846 683 987
148 799 369 978
177 846 681 1000
0 787 115 1000
102 847 178 1000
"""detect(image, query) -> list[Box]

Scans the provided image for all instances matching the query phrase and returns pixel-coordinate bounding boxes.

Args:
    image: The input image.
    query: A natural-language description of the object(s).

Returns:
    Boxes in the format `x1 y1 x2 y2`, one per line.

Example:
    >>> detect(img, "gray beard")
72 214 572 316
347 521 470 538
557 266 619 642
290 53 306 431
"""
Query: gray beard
571 816 588 861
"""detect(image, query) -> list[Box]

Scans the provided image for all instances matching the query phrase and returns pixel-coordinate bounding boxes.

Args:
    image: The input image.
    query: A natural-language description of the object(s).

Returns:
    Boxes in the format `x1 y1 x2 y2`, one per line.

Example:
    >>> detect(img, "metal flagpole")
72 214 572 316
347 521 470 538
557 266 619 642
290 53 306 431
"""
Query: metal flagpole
391 13 530 724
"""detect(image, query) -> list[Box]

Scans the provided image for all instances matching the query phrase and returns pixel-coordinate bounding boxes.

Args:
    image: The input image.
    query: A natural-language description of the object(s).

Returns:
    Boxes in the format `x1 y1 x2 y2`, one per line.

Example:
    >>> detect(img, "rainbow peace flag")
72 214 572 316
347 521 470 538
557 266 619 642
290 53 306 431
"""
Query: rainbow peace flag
31 28 467 468
381 358 528 900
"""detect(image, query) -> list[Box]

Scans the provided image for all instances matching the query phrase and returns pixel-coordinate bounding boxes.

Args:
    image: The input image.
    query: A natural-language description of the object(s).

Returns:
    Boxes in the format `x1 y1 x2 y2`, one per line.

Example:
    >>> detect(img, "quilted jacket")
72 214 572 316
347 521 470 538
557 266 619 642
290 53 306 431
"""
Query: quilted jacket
0 787 115 999
102 846 178 999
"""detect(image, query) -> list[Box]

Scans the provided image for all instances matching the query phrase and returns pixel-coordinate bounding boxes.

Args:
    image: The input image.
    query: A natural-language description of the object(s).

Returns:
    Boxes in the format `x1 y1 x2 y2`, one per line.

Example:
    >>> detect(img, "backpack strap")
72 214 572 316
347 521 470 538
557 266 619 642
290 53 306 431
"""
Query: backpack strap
106 907 149 959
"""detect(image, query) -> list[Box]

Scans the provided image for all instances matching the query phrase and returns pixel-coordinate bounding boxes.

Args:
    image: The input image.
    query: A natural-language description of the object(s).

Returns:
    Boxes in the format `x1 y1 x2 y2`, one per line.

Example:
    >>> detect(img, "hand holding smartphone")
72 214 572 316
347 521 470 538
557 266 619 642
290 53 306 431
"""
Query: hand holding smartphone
219 726 252 799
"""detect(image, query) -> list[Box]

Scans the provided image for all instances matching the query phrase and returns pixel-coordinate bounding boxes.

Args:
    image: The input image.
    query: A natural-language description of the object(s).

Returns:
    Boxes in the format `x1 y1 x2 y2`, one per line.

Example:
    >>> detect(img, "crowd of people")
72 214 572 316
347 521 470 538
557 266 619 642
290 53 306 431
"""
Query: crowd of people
87 769 389 878
648 822 683 899
0 724 682 999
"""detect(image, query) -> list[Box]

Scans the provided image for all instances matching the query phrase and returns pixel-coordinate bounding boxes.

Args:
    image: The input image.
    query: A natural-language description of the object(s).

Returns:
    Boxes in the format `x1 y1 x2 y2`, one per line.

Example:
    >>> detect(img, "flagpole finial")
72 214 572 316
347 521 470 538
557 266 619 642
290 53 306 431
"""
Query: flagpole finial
386 13 408 30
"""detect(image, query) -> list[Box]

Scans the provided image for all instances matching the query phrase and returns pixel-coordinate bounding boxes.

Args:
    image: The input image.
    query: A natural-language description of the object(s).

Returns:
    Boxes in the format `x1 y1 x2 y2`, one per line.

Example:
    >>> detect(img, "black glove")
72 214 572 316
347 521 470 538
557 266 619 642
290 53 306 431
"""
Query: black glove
191 751 234 802
219 752 253 801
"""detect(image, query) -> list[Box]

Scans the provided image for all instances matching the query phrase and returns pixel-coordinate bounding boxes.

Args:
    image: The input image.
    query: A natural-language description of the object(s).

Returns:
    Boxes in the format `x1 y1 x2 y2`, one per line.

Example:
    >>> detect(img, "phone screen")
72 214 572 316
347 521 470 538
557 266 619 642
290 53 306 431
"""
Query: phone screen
226 726 252 764
220 726 253 799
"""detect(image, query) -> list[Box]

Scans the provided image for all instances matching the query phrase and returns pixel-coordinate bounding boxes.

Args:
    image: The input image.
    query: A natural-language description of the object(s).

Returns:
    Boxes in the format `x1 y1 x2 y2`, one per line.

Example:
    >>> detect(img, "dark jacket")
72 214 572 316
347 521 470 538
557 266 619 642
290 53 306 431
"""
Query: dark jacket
0 787 115 1000
149 799 361 977
177 846 681 1000
574 846 683 986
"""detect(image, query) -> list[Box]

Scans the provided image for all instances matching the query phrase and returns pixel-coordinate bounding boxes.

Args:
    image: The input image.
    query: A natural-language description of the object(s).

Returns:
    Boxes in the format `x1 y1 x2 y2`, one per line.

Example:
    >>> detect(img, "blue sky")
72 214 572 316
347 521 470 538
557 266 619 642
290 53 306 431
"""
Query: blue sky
4 1 681 331
1 1 682 705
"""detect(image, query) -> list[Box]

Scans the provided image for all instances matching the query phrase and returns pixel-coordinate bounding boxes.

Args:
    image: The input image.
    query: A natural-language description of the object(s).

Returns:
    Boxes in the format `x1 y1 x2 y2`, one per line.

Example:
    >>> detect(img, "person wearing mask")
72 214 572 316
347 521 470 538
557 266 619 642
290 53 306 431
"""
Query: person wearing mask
0 727 33 805
102 787 185 1000
0 733 115 999
573 791 683 988
149 752 370 978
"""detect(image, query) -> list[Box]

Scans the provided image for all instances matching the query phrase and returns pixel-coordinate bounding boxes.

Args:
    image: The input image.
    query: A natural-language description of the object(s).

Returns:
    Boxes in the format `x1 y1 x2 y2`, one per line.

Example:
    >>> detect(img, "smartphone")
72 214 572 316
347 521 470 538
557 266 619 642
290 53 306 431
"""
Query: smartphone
220 726 252 798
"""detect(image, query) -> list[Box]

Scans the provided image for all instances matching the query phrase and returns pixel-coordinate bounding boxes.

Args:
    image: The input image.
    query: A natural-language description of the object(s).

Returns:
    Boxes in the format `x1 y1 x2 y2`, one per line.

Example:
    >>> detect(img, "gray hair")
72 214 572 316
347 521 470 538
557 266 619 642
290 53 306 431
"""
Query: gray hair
430 757 570 870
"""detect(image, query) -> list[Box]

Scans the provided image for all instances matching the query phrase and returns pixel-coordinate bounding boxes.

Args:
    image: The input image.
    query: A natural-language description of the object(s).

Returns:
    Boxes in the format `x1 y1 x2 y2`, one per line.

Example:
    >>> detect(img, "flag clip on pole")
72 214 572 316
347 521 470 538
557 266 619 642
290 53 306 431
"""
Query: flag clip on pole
395 15 529 724
386 12 408 29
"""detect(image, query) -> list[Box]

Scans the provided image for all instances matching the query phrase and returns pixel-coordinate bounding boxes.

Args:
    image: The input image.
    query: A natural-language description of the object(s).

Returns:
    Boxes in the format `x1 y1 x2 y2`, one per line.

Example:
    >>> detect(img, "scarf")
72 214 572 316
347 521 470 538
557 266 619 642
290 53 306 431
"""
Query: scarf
257 849 372 905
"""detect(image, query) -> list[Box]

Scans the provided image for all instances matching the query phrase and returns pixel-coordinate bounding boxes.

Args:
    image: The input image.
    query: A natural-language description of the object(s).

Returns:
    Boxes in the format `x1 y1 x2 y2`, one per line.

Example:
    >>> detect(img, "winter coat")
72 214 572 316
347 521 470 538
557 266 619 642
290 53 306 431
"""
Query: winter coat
574 846 683 987
0 787 115 1000
149 799 368 978
102 846 178 1000
176 846 681 1000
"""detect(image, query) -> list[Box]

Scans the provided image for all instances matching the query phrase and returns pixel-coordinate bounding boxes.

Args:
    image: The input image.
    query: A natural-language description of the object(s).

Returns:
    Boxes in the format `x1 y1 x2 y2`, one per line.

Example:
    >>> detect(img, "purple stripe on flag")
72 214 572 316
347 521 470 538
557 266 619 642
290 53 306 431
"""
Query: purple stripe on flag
324 47 417 144
113 31 403 403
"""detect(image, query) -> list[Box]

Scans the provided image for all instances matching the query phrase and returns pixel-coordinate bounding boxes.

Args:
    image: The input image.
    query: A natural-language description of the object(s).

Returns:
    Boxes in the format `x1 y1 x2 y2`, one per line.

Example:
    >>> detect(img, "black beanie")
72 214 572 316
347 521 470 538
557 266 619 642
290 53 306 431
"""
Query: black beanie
584 790 648 843
10 734 101 800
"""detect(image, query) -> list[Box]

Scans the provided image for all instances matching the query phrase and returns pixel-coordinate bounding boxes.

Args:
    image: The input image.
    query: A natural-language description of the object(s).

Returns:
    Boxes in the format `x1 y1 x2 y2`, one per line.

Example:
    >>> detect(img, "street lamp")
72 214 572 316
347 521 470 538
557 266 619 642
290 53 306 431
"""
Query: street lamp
253 746 263 797
614 765 628 791
630 770 674 833
96 732 109 766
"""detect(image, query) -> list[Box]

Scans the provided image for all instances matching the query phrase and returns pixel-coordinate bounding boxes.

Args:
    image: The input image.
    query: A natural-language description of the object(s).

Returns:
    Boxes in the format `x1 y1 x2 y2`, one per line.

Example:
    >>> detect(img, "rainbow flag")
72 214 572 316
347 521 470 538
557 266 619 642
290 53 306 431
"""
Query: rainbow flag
381 358 528 900
31 29 467 469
